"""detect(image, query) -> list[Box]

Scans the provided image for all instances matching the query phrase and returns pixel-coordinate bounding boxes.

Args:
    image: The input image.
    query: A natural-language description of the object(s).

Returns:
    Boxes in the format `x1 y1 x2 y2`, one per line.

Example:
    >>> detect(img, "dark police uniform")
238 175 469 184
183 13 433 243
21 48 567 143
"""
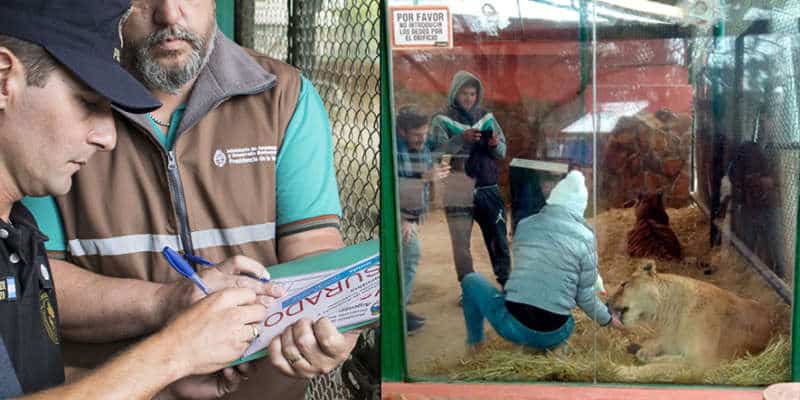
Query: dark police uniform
0 203 64 394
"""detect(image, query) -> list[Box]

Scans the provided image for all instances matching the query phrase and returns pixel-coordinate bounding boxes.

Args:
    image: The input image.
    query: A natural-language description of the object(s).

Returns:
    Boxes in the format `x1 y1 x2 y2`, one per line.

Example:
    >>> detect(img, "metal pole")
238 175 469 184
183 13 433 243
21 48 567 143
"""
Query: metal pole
379 0 407 382
590 0 598 386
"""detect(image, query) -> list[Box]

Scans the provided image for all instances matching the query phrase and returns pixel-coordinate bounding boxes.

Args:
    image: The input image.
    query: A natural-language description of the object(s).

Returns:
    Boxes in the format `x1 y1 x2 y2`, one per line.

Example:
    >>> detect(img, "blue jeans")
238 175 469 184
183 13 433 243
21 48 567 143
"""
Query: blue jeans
401 228 421 306
461 272 574 348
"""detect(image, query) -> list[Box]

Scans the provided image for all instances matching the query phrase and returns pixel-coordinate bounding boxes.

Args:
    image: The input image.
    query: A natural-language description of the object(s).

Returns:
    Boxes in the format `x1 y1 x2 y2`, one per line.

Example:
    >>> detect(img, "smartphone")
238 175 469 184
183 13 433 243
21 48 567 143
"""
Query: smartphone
480 129 494 140
440 154 452 165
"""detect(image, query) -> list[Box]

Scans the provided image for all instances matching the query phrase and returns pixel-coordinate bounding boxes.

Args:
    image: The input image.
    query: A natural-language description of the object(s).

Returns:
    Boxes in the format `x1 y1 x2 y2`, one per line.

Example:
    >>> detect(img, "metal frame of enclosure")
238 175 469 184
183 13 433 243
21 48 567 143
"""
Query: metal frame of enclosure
379 0 800 395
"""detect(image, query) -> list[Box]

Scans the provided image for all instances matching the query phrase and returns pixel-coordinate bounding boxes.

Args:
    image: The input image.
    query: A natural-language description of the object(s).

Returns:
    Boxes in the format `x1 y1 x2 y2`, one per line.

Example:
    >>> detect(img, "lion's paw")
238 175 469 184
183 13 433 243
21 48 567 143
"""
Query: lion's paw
635 346 660 363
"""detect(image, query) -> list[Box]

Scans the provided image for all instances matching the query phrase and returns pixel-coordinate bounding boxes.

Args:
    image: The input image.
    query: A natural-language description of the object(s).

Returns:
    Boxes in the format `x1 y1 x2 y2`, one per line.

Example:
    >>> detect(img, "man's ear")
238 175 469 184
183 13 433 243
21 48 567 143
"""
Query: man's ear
0 47 23 110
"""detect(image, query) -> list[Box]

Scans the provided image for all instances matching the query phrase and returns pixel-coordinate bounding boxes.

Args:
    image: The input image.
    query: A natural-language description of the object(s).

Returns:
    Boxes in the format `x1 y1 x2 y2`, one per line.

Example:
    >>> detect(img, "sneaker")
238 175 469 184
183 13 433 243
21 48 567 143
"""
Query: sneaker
406 311 426 322
406 315 425 334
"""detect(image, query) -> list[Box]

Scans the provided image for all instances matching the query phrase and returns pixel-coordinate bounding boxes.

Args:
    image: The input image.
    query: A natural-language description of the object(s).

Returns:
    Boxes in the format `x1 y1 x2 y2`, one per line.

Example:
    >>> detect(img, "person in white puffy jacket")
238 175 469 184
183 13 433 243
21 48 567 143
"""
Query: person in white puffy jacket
460 171 624 350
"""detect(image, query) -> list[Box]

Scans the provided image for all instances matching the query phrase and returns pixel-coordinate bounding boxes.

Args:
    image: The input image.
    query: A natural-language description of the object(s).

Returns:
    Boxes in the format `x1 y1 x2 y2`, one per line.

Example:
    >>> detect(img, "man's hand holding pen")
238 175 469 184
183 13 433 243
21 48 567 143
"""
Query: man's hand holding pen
153 251 287 399
159 253 286 323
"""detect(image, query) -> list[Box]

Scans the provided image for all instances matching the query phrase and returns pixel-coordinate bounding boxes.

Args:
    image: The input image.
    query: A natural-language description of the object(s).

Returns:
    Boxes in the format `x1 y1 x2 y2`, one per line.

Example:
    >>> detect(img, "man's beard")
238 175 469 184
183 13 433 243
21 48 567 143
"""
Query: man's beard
124 25 216 95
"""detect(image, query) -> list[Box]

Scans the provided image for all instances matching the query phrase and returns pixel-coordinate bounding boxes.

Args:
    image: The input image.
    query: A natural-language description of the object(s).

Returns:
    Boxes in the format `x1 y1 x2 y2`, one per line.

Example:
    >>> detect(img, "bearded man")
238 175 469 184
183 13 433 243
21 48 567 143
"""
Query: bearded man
24 1 357 399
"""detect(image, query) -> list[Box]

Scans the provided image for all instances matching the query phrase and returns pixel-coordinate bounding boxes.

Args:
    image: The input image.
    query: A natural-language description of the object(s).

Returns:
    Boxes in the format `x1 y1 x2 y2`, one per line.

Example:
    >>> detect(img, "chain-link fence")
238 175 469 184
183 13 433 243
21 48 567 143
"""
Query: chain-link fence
251 0 380 246
251 1 288 61
692 1 800 299
245 1 380 398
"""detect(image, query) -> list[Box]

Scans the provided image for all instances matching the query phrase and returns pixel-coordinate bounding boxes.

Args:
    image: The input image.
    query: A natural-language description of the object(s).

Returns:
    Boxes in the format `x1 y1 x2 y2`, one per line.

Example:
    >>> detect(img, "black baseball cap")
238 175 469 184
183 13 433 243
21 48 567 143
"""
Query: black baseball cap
0 0 161 113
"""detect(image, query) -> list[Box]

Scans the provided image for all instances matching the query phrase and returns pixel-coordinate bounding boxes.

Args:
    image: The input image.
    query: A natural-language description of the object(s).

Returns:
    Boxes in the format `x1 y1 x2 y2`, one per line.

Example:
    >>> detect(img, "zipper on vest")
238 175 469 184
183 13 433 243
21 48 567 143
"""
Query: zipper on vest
156 79 277 259
167 150 195 257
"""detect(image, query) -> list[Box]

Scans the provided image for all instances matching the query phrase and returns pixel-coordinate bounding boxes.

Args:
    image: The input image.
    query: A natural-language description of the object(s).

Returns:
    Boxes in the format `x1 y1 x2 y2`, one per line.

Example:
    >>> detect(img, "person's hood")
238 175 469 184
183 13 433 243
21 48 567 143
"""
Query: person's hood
447 70 483 113
546 170 588 216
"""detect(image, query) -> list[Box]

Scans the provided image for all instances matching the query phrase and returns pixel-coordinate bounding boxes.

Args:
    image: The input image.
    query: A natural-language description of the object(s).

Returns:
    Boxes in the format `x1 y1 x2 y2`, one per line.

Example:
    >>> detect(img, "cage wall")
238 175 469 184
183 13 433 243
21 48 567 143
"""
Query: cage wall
247 1 381 399
691 2 800 291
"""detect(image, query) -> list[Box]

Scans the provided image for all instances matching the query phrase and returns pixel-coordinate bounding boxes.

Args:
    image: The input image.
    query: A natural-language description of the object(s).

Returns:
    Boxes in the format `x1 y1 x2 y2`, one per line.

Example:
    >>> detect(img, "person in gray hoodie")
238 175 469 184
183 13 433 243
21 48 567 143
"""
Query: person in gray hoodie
461 170 624 349
429 70 511 289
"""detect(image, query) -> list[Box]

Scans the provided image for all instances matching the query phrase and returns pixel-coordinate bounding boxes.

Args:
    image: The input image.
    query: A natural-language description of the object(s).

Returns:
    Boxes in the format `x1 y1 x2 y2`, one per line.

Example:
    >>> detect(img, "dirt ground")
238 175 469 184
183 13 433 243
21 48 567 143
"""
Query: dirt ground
405 208 495 374
405 204 792 379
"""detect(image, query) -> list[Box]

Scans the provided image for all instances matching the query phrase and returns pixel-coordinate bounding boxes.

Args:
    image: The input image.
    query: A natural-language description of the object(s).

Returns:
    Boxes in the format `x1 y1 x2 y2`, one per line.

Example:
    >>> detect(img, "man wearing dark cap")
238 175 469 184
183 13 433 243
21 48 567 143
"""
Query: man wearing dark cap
0 1 275 398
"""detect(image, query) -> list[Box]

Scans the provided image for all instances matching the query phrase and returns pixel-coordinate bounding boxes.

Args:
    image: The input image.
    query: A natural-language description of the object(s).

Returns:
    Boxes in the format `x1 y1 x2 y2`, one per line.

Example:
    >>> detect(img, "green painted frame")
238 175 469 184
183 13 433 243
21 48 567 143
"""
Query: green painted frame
216 0 235 40
794 153 800 380
379 0 407 382
378 0 800 386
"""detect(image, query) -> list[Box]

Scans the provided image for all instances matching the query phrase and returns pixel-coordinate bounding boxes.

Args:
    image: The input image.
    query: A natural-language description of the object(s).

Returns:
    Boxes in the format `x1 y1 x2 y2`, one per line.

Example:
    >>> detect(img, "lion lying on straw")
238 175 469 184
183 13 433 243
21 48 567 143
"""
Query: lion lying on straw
607 260 773 368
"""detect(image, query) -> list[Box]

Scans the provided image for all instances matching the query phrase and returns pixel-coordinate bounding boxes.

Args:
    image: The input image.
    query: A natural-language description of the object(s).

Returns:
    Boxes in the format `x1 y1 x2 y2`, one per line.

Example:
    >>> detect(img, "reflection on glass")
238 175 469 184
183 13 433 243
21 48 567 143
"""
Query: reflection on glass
395 105 441 334
390 0 792 386
429 70 511 288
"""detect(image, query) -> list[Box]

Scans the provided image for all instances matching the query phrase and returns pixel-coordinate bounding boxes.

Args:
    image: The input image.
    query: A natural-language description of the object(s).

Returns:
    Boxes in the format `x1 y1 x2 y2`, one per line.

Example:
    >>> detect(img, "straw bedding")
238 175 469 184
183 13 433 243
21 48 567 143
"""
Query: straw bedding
433 204 791 385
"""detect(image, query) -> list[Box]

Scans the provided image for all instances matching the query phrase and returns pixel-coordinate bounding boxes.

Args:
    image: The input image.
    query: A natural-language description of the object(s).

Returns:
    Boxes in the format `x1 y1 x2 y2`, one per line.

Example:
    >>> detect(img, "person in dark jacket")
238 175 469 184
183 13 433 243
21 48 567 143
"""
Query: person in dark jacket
429 71 511 292
461 171 624 350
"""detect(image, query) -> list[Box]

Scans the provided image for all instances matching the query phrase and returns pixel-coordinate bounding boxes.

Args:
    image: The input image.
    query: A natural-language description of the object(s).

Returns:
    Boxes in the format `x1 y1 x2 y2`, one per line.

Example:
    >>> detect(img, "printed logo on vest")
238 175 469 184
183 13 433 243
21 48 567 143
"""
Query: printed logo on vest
213 146 277 168
213 149 227 167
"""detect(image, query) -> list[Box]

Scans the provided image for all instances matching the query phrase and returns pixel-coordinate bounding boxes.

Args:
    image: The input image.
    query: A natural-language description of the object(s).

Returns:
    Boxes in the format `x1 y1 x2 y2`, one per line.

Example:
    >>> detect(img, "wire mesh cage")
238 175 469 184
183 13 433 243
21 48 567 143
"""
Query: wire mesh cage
248 1 381 398
251 0 380 246
691 0 800 297
290 0 381 246
252 0 289 60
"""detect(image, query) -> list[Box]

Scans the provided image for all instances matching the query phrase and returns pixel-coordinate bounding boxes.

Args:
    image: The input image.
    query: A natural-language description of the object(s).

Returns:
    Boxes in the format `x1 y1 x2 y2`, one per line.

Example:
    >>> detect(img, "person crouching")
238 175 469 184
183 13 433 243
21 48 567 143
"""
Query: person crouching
460 171 625 351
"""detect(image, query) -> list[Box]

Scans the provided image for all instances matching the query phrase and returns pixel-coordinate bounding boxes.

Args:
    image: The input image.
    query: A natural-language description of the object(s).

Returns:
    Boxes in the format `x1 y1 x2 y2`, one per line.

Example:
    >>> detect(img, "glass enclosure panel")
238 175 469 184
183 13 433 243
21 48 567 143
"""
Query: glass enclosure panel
389 0 793 385
591 0 794 385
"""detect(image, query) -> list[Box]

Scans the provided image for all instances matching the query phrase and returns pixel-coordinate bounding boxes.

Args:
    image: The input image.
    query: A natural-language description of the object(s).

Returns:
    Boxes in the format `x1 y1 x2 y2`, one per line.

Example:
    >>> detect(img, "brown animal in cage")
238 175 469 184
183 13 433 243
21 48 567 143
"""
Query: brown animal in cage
608 260 773 368
627 192 682 260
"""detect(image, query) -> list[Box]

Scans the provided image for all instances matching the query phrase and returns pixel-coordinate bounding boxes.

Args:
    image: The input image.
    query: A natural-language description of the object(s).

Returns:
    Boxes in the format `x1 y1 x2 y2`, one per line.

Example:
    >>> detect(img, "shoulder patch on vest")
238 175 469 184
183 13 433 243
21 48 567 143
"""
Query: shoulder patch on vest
39 292 59 345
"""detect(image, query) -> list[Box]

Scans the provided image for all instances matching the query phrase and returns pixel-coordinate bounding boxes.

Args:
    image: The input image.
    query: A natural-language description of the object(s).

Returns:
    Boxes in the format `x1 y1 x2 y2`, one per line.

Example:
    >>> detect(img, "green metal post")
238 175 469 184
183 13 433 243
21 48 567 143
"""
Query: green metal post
216 0 235 40
794 175 800 380
379 0 407 383
578 0 589 115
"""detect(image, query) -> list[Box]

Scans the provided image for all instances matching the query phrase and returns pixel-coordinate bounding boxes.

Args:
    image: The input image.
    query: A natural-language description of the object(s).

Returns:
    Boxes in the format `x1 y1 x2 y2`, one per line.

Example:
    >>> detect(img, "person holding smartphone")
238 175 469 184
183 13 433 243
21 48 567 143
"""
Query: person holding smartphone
429 71 511 301
396 105 450 333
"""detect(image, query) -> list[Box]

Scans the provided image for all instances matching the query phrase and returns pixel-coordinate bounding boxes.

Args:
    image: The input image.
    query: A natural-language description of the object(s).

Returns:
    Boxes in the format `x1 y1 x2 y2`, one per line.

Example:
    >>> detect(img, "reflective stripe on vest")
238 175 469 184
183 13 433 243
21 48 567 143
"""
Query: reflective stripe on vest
68 223 276 256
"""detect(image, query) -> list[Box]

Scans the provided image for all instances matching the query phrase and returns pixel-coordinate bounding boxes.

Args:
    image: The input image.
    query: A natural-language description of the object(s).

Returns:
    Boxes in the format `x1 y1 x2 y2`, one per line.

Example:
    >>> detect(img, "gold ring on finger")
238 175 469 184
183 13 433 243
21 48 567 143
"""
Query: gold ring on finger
251 325 259 340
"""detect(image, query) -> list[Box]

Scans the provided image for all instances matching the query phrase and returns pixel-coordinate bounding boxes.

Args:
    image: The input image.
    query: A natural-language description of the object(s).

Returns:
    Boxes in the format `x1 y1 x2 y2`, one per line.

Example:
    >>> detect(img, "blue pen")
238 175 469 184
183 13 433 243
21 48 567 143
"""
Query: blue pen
162 247 271 293
162 246 212 295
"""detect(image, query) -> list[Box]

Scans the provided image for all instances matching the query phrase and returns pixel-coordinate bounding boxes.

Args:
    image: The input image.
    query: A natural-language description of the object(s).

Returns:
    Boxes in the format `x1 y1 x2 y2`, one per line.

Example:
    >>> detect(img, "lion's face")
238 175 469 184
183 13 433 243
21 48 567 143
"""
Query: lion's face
608 263 660 327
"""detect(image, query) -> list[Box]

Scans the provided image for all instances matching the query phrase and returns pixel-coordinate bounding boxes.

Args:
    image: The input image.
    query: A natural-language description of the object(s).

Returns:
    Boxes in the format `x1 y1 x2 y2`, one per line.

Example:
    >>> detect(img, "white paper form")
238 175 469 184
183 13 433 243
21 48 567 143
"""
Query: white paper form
242 253 380 358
